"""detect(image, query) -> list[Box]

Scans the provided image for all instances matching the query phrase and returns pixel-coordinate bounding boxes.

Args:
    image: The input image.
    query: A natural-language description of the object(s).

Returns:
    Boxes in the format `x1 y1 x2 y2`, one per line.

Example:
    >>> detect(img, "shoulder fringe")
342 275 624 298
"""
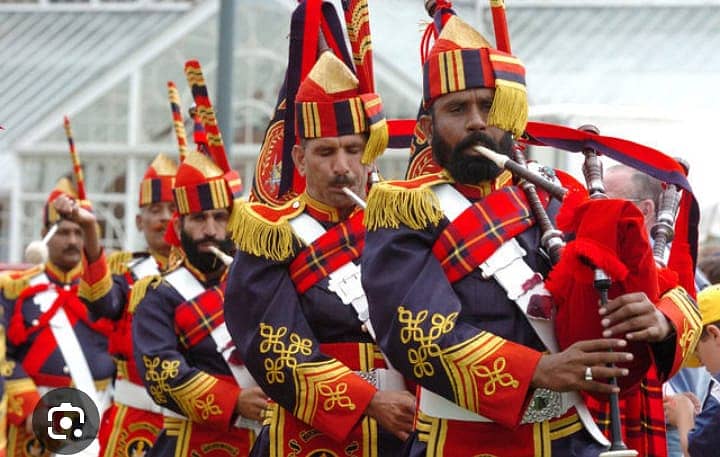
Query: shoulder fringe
364 181 443 231
228 200 296 262
128 274 163 314
1 266 42 300
107 251 133 276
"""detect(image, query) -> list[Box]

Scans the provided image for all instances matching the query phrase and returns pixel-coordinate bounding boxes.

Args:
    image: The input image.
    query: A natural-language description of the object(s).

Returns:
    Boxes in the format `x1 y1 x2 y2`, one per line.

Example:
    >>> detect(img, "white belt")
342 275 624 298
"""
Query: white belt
418 386 572 424
356 368 406 391
114 379 163 414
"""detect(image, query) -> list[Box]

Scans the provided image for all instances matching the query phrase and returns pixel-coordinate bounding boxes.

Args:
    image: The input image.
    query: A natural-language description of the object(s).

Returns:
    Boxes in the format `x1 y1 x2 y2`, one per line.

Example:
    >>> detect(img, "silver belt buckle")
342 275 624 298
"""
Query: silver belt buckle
521 388 564 424
328 263 364 305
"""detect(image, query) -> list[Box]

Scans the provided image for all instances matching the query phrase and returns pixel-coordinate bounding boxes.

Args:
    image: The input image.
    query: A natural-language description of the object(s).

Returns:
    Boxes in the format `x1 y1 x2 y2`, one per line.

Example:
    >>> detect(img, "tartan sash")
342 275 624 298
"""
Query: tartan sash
174 285 226 349
289 210 365 294
432 185 546 284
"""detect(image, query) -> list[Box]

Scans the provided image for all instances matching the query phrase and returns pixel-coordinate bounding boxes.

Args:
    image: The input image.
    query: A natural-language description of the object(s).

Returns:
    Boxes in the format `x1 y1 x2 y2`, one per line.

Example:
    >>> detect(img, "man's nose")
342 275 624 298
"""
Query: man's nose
203 219 224 239
333 151 351 175
466 105 487 132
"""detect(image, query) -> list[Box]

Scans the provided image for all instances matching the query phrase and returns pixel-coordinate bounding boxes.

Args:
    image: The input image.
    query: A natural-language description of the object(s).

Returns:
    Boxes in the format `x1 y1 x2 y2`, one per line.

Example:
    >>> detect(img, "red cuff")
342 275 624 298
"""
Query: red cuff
309 371 377 442
79 248 112 302
657 287 702 374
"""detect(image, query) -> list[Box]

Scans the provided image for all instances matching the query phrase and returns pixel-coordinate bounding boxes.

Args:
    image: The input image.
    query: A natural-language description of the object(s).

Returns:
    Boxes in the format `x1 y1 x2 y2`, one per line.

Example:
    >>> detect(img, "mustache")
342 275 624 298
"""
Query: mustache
63 246 80 254
330 175 354 187
193 236 222 245
149 221 168 232
454 131 501 156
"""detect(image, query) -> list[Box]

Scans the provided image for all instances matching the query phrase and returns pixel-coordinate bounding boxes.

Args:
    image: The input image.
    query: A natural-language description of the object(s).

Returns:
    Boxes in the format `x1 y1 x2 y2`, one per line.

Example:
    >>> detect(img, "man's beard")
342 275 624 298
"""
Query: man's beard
180 230 235 273
432 130 514 184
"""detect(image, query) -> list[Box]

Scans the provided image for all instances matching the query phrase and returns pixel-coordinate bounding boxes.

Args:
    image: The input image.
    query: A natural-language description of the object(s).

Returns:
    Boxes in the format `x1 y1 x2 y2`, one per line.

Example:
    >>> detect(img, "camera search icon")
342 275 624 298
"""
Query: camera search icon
32 387 100 455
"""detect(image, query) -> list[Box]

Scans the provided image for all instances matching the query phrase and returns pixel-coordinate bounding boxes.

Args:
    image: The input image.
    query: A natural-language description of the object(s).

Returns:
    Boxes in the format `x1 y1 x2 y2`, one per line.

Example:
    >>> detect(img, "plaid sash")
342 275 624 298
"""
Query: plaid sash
289 210 365 294
432 186 546 284
175 285 225 349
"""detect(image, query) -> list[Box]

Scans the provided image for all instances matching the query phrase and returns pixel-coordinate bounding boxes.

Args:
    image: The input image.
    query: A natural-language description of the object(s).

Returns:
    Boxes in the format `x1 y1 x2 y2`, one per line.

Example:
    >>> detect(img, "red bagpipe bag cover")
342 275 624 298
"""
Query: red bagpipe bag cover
544 185 672 392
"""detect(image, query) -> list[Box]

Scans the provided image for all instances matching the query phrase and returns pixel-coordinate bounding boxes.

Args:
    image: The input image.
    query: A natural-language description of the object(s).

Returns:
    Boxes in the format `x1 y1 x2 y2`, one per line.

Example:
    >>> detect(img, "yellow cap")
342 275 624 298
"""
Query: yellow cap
683 284 720 367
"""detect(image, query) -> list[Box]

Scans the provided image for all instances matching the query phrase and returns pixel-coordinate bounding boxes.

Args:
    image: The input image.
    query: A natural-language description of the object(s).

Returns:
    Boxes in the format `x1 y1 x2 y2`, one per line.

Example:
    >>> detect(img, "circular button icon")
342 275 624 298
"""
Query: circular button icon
32 387 100 455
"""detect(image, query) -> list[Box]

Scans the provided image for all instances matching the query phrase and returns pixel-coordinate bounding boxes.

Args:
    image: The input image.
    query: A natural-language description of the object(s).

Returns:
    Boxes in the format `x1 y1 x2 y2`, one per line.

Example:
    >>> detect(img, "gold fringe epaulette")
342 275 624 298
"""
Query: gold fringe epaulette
228 197 303 262
1 265 44 300
128 274 163 314
107 250 134 276
364 172 449 231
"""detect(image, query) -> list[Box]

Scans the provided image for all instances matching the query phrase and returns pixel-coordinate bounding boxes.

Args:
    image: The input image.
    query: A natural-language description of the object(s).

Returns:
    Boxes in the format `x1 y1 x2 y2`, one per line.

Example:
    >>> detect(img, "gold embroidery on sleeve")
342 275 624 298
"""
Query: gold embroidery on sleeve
397 306 458 378
258 323 312 384
317 381 355 411
474 357 519 395
195 393 222 420
143 356 180 404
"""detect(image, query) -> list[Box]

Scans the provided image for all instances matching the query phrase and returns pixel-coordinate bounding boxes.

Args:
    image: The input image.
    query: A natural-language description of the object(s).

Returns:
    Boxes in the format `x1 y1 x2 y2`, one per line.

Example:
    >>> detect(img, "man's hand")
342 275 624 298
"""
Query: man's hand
53 194 102 261
53 195 96 229
364 390 416 441
531 338 633 394
599 292 672 343
235 386 269 422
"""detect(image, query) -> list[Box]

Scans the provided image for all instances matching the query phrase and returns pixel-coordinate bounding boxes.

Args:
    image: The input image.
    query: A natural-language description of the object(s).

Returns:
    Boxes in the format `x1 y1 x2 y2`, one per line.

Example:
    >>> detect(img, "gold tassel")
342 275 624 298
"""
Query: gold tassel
488 80 528 138
107 251 133 275
128 275 162 314
228 201 297 262
361 118 389 165
364 181 443 231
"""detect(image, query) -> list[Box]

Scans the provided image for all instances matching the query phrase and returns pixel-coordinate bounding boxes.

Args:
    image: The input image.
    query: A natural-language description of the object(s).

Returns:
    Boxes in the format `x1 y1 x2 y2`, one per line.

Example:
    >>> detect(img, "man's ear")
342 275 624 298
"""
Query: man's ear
419 114 433 144
136 213 143 232
291 144 306 177
708 324 720 344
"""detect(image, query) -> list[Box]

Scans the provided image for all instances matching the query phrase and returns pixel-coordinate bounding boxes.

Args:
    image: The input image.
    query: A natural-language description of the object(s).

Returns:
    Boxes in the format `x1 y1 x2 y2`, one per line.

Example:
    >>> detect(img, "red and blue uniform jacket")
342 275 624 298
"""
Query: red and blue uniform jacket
225 192 406 457
360 171 699 457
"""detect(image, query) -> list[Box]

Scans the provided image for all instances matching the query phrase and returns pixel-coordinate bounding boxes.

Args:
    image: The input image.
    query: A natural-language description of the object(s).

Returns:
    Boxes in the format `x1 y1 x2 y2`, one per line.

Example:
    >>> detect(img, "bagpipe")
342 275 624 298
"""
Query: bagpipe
496 123 695 456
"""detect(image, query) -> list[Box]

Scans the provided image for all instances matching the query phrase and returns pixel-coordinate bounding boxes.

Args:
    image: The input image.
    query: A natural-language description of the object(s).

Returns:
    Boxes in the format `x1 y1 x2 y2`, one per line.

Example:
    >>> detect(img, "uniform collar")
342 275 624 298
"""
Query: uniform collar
44 261 82 285
149 250 169 271
446 169 513 199
300 191 359 223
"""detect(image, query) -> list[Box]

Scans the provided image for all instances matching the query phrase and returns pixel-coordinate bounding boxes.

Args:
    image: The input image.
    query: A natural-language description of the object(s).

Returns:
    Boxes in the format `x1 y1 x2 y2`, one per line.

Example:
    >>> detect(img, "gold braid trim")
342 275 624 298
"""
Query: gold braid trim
0 266 42 300
128 275 163 314
364 181 443 231
228 200 298 262
107 250 133 275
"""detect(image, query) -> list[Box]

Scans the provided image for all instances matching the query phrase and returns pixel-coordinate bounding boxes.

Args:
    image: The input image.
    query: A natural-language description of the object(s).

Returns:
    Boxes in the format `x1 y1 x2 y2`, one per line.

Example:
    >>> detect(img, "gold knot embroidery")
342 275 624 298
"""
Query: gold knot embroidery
398 306 458 378
472 357 519 396
143 356 180 404
318 381 355 411
258 323 312 384
194 393 222 420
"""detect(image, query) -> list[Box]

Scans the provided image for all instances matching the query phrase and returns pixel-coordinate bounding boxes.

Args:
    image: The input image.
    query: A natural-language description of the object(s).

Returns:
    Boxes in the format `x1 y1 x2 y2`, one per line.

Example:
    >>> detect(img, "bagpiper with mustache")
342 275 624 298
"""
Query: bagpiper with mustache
1 175 115 457
224 2 416 455
360 4 700 456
